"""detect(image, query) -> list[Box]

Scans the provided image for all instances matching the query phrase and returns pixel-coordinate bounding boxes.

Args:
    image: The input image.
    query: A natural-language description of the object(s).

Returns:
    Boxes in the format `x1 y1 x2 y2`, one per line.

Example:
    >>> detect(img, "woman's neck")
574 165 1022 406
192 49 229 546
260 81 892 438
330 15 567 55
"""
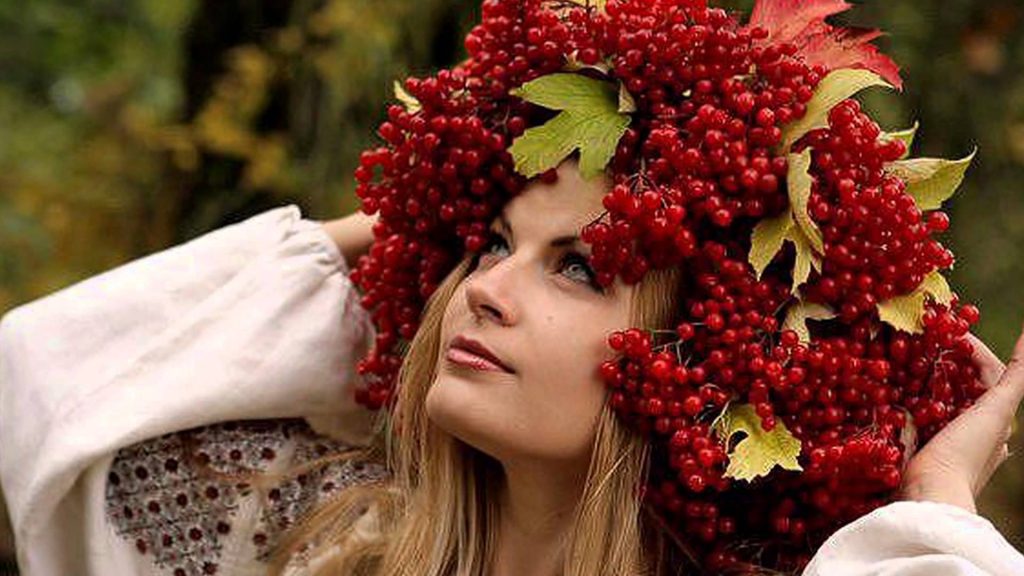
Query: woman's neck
490 457 588 576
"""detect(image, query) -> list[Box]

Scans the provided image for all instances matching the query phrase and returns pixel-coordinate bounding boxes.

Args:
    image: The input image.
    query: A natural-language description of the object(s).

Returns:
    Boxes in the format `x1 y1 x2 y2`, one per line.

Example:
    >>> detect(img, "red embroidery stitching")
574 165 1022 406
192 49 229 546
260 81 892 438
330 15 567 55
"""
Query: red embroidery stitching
105 419 387 575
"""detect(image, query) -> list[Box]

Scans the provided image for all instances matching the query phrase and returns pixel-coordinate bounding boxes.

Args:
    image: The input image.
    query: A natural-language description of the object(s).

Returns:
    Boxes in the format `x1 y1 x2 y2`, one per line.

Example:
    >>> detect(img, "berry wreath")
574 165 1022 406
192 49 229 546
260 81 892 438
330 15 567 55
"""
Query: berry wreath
346 0 985 572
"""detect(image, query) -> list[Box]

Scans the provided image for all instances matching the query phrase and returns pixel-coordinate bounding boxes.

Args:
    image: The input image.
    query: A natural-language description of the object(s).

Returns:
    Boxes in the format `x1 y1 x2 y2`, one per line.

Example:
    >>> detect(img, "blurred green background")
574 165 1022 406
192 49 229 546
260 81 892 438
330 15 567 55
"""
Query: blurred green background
0 0 1021 567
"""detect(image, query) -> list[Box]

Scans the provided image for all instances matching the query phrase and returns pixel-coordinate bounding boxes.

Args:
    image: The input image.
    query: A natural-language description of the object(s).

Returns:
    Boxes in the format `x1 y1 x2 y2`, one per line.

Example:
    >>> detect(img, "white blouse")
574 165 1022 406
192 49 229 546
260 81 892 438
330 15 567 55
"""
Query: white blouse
0 204 1021 576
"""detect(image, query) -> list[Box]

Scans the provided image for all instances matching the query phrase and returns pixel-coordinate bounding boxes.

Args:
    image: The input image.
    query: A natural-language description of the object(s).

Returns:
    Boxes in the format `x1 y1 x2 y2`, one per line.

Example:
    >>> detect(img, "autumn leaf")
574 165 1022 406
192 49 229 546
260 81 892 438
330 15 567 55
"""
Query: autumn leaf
567 0 607 12
713 403 803 481
787 225 820 294
920 270 954 306
877 290 926 334
747 0 902 90
619 83 637 114
783 301 837 343
781 69 893 151
564 50 612 76
509 73 631 180
886 149 977 211
393 80 422 114
883 122 918 159
747 149 821 292
787 149 823 253
749 211 794 279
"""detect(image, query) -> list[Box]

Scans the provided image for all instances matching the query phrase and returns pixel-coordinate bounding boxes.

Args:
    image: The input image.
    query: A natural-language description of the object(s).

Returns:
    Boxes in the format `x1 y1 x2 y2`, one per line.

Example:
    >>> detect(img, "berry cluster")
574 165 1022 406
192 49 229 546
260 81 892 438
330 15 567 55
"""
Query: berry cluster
798 99 954 322
349 0 985 572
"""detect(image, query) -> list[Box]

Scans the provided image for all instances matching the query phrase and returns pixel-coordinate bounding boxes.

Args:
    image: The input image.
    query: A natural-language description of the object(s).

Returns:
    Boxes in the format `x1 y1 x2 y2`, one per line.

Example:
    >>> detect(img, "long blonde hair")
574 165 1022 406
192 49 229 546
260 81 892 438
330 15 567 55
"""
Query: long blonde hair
269 254 685 576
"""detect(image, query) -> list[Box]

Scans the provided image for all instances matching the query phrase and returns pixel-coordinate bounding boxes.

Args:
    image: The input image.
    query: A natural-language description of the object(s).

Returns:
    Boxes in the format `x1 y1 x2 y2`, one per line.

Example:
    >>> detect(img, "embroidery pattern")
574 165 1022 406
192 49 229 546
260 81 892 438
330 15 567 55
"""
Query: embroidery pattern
105 419 387 575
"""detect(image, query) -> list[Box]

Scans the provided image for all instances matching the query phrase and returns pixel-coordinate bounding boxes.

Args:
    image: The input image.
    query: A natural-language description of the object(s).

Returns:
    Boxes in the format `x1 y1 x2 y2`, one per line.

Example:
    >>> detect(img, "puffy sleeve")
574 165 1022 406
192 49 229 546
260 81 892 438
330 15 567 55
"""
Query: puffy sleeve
0 204 379 575
803 500 1024 576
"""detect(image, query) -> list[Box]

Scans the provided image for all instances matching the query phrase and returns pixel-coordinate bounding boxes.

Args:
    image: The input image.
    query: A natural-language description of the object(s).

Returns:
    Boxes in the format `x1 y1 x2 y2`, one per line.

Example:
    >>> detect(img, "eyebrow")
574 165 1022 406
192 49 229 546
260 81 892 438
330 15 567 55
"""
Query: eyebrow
497 213 586 249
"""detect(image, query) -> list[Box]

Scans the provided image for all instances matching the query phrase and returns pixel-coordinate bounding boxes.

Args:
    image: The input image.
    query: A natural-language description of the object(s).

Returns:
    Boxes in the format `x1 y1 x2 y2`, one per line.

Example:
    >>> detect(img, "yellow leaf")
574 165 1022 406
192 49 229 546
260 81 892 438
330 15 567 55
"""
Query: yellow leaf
883 122 918 159
885 149 977 211
749 211 794 279
618 83 637 114
567 0 607 11
713 404 803 481
920 270 954 306
564 50 612 76
781 69 893 151
787 149 824 254
394 80 422 114
783 301 837 343
786 225 817 294
878 290 927 334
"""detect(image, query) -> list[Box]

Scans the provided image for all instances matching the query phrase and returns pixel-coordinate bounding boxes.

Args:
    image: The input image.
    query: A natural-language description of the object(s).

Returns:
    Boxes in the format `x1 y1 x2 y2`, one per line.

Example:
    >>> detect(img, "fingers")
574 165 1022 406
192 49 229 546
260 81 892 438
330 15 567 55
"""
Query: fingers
988 323 1024 415
966 332 1005 388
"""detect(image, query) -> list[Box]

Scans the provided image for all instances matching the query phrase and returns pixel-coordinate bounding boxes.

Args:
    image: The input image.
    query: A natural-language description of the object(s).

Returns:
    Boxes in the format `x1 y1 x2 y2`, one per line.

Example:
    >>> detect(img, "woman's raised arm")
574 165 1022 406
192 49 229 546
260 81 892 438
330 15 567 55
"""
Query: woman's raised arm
0 204 377 575
317 209 378 272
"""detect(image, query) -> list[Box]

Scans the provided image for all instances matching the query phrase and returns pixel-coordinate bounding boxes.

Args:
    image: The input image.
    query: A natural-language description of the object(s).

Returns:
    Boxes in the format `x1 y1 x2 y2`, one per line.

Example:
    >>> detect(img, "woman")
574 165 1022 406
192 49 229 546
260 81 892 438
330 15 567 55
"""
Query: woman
1 158 1022 575
4 0 1024 574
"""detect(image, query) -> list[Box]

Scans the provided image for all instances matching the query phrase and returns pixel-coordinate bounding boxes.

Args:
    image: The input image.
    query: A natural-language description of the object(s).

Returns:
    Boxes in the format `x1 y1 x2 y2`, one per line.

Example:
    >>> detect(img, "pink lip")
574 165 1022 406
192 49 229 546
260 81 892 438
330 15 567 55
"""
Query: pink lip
446 335 514 373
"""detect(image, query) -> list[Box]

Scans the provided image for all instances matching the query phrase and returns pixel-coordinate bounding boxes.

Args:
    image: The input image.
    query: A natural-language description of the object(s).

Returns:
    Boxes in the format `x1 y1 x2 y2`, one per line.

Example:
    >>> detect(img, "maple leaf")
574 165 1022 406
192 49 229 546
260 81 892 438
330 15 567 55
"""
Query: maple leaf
509 74 632 180
713 404 803 481
747 0 903 90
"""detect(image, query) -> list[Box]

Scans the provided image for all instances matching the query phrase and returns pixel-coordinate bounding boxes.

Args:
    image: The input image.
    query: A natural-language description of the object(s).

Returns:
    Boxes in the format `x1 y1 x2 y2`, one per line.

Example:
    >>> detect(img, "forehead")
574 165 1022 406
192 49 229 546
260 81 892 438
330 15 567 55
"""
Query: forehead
501 161 610 236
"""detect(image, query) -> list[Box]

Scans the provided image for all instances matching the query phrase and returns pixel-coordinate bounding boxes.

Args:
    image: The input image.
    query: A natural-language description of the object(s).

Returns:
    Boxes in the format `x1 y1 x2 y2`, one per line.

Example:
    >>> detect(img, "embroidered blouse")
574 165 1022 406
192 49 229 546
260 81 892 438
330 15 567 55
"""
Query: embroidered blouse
1 205 1021 575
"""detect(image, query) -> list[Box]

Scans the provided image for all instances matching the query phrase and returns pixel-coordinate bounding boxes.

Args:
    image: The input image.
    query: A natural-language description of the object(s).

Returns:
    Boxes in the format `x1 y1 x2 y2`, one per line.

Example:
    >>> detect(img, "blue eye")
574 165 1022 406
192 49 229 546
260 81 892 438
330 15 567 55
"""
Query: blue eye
472 232 604 293
561 252 598 289
482 233 510 257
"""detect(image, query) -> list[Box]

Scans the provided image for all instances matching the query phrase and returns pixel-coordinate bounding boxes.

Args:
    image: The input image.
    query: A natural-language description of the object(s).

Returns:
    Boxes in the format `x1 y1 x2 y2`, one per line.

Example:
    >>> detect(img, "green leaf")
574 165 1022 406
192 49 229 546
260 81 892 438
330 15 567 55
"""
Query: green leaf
886 149 977 211
878 290 926 334
509 74 631 180
510 73 618 112
393 80 421 114
920 270 954 306
749 211 794 279
787 149 824 254
781 69 893 151
712 404 803 481
783 301 837 343
883 122 918 159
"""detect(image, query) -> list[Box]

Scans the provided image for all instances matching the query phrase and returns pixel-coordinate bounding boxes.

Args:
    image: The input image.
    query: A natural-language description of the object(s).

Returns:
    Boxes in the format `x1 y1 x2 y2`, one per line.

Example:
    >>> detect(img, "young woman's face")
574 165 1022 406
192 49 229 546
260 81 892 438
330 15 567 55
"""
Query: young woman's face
426 160 636 467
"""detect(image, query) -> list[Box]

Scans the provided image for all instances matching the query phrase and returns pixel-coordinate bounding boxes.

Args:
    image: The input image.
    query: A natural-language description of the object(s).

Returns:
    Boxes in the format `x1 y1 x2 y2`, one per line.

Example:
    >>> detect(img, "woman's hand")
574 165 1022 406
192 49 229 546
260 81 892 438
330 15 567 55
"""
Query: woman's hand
319 210 378 271
900 325 1024 513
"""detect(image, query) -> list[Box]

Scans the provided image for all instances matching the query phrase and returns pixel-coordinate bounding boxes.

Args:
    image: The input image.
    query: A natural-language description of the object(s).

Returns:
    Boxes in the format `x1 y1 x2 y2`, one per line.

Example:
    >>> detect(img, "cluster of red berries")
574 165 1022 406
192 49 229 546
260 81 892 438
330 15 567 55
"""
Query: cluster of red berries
798 100 955 321
349 0 985 572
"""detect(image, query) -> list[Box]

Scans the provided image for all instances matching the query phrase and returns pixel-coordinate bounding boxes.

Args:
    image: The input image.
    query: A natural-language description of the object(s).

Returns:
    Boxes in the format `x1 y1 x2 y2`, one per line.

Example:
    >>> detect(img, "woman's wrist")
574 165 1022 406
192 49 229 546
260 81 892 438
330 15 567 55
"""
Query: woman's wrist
901 478 977 514
319 211 377 271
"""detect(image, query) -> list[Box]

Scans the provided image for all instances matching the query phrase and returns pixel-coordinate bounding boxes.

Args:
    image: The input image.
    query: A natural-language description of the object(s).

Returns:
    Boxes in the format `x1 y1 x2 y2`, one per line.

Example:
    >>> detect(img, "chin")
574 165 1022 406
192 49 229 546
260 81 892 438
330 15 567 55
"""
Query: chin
424 375 512 461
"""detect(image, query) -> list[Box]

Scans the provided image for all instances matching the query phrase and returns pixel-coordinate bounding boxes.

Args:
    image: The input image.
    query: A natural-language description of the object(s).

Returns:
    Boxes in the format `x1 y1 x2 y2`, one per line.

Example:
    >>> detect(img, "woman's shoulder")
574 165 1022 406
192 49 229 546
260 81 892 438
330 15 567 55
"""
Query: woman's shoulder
105 418 388 576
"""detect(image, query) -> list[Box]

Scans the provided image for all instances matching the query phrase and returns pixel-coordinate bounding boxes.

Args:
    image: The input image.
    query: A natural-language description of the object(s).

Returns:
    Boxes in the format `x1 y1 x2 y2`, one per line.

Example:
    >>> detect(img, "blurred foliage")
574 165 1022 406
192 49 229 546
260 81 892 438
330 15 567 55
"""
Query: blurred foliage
0 0 1021 556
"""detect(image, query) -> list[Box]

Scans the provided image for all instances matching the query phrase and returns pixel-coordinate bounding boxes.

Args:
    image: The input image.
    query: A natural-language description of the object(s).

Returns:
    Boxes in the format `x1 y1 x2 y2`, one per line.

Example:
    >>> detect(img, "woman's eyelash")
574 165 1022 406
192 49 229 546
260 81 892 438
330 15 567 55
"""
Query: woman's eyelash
474 231 604 293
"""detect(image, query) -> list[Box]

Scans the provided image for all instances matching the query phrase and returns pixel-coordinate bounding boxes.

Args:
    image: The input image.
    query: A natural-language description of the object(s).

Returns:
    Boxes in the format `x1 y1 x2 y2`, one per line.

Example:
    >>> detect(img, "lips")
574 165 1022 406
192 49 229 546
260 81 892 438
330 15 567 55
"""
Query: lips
447 335 515 373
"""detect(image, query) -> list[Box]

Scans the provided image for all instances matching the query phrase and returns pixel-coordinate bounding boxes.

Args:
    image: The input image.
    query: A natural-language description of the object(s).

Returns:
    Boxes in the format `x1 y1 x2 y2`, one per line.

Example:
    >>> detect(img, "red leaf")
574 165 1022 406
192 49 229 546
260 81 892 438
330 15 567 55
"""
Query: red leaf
747 0 903 90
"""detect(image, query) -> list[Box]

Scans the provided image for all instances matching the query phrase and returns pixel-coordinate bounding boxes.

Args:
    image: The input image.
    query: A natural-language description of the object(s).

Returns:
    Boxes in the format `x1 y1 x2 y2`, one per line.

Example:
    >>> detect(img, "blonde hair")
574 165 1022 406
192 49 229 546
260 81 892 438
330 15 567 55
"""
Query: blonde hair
269 255 685 576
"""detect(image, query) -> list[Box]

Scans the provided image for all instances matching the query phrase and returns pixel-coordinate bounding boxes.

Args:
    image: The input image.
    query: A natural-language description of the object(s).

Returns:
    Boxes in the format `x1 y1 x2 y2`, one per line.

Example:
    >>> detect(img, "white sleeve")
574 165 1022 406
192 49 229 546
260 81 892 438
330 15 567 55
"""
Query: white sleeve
0 204 378 575
803 500 1024 576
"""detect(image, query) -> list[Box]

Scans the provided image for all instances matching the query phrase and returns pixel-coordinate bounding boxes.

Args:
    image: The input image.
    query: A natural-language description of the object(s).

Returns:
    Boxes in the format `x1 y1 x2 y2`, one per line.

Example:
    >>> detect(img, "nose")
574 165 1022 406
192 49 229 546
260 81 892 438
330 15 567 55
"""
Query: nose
464 257 518 326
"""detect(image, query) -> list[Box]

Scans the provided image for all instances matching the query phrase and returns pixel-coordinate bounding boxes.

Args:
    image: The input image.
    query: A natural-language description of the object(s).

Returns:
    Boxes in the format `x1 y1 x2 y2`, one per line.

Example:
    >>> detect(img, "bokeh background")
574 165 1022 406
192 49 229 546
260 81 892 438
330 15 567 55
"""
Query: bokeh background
1 0 1022 569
